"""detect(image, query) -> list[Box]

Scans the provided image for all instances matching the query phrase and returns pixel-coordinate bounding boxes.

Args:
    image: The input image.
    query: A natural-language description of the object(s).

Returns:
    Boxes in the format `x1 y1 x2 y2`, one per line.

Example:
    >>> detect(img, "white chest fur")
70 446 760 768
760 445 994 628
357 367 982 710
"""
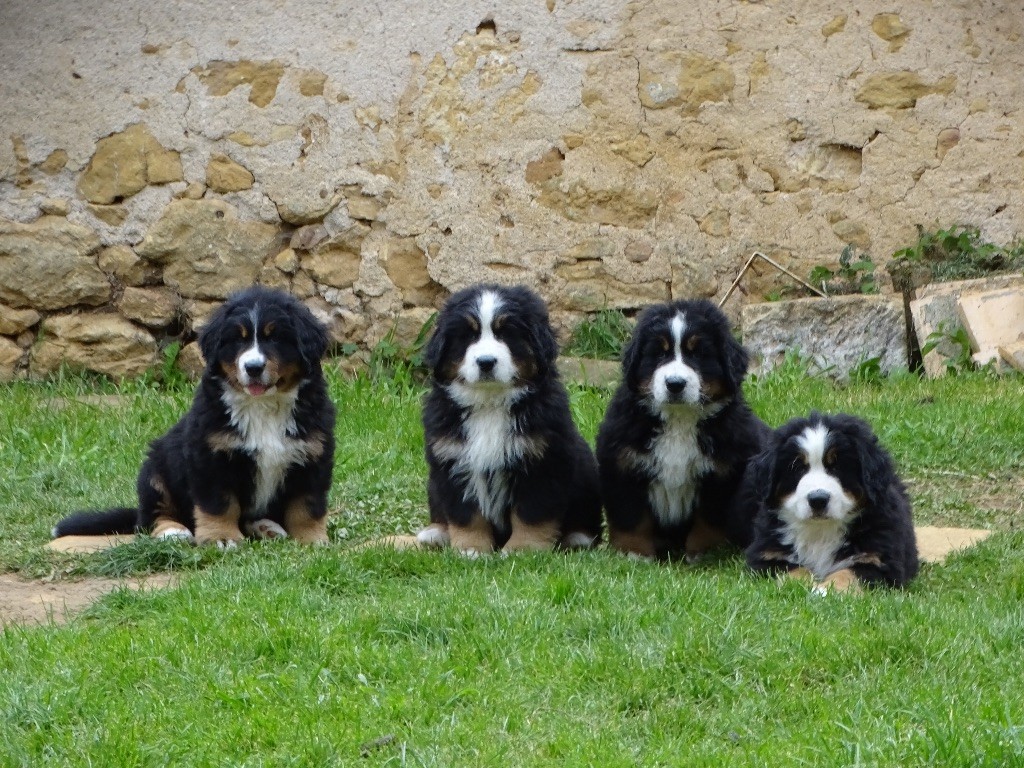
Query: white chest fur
436 389 540 528
779 518 849 579
643 409 711 526
221 388 311 517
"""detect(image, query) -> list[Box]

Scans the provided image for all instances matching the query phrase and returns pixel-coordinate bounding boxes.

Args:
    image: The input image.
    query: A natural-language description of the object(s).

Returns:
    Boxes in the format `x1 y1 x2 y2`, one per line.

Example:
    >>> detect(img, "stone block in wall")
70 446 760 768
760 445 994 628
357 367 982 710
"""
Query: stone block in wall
77 123 183 204
32 314 157 379
0 303 41 335
175 341 205 380
300 225 368 289
136 200 279 299
0 337 23 381
97 245 161 287
0 217 109 310
116 287 181 328
742 294 907 378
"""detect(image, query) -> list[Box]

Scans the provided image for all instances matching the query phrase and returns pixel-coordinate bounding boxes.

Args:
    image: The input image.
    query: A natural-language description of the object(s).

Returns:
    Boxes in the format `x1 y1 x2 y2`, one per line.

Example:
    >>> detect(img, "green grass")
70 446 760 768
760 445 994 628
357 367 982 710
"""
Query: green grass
1 364 1023 766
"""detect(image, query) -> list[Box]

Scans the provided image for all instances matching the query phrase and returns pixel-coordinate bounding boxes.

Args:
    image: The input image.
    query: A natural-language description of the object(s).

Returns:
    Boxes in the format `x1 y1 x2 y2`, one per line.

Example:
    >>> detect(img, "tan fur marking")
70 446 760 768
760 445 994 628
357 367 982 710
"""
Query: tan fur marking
851 552 883 567
274 360 304 393
818 568 862 593
685 516 728 558
757 549 792 562
503 513 560 552
448 515 495 554
283 497 329 545
193 500 243 546
206 431 241 453
609 515 657 558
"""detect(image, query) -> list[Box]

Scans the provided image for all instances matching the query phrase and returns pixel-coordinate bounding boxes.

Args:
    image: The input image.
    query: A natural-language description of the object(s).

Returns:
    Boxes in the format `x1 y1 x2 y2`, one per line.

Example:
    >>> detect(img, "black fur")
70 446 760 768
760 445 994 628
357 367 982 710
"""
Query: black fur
744 412 919 587
52 286 336 546
420 284 602 552
596 299 769 559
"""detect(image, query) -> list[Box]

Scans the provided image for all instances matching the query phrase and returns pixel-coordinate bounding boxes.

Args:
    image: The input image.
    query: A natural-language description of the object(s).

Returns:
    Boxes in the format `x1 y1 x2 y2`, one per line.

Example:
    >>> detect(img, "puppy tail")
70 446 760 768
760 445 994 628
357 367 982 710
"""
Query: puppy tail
51 507 139 538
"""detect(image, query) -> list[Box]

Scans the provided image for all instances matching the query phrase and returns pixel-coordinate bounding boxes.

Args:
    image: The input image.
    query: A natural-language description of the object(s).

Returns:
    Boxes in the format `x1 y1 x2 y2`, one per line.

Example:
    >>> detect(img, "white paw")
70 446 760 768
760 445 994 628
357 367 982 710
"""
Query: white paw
215 539 239 550
156 528 195 543
245 519 289 540
416 525 450 548
561 531 598 550
457 547 484 559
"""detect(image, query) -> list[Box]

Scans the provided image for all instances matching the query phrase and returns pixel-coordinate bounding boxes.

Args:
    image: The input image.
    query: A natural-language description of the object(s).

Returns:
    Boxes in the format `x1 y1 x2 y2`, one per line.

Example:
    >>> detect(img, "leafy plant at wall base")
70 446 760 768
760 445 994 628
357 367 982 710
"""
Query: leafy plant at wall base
367 312 437 382
809 246 877 295
921 322 976 375
564 309 633 361
849 355 884 384
890 225 1024 283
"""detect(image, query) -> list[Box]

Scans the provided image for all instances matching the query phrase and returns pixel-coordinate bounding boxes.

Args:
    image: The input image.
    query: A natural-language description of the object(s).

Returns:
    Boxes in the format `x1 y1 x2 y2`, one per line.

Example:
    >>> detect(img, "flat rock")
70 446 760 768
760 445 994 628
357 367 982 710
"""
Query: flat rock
45 534 138 553
910 274 1024 377
741 294 907 378
956 287 1024 364
915 526 992 563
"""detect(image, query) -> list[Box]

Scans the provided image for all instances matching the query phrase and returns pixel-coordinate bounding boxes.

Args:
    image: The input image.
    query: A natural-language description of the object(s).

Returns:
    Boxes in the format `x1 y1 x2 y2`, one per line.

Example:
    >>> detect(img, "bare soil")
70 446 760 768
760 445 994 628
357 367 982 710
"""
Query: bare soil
0 573 177 626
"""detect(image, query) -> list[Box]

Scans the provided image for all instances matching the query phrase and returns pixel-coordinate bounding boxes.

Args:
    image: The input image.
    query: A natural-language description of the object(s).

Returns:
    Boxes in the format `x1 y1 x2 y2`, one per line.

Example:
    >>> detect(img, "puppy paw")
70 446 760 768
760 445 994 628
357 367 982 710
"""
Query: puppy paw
416 524 450 548
245 519 289 541
813 568 862 595
560 531 599 550
154 527 195 544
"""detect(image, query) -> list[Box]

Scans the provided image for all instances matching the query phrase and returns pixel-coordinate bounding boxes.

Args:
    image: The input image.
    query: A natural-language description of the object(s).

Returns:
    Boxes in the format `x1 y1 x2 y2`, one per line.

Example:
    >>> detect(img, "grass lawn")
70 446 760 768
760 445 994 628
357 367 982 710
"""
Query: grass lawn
1 364 1022 766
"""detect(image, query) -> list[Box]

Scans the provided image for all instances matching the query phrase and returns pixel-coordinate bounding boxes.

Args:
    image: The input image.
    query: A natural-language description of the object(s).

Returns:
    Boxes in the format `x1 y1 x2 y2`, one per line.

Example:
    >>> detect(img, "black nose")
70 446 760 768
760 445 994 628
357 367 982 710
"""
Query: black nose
476 355 497 373
244 361 265 378
665 376 687 394
807 490 831 514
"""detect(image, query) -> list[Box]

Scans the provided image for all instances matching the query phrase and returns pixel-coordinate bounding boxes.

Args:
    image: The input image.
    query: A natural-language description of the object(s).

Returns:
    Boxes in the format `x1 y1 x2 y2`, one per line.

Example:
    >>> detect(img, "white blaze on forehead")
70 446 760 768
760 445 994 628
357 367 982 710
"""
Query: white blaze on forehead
797 424 830 470
478 290 502 329
457 289 517 387
650 312 701 409
670 314 686 358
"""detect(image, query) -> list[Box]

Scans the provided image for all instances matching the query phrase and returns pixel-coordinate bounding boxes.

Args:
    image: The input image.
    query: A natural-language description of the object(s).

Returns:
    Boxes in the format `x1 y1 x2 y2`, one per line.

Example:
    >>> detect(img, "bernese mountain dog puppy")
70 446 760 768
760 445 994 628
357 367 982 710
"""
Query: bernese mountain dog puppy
596 299 769 560
417 284 603 555
52 286 335 547
744 412 919 591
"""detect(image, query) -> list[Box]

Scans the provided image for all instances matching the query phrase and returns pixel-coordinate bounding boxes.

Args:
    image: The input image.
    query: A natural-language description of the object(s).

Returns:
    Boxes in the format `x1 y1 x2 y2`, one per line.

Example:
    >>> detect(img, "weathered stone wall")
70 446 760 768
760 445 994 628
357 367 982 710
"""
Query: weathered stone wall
1 0 1022 379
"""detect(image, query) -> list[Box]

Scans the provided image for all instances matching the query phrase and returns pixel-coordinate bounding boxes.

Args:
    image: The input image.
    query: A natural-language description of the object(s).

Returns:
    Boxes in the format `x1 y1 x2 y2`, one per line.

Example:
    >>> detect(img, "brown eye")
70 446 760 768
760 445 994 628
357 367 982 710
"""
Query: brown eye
686 334 700 352
239 325 248 339
661 336 671 352
493 315 507 331
262 322 275 338
465 315 480 332
824 448 838 467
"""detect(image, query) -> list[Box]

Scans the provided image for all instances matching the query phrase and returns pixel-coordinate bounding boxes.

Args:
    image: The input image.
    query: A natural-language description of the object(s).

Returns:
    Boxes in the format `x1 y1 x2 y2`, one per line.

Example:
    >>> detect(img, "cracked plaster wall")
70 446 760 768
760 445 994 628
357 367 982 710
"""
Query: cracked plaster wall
0 0 1022 378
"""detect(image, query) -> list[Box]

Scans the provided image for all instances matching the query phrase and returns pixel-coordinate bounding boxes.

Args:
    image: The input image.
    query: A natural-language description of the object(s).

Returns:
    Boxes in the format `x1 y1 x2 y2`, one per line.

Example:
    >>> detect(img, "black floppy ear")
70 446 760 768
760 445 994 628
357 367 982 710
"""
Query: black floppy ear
620 327 644 390
746 446 777 507
198 304 229 366
720 330 750 393
531 319 558 374
295 304 330 369
423 321 446 373
856 430 894 508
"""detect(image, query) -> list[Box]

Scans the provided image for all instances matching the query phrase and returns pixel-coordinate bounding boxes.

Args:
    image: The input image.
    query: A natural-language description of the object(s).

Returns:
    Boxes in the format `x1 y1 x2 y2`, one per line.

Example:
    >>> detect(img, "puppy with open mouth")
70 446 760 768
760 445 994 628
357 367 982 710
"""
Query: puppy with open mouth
52 285 335 548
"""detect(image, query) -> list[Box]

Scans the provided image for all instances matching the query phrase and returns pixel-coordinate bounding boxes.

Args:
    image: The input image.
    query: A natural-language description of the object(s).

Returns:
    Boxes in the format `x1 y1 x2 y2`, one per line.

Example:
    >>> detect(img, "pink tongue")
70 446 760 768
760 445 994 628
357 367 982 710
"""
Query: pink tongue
247 384 267 396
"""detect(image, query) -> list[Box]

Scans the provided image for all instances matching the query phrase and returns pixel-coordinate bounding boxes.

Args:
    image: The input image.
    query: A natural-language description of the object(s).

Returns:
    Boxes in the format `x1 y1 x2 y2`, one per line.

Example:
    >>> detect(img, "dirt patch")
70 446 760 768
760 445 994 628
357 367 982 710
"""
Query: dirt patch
0 573 178 626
